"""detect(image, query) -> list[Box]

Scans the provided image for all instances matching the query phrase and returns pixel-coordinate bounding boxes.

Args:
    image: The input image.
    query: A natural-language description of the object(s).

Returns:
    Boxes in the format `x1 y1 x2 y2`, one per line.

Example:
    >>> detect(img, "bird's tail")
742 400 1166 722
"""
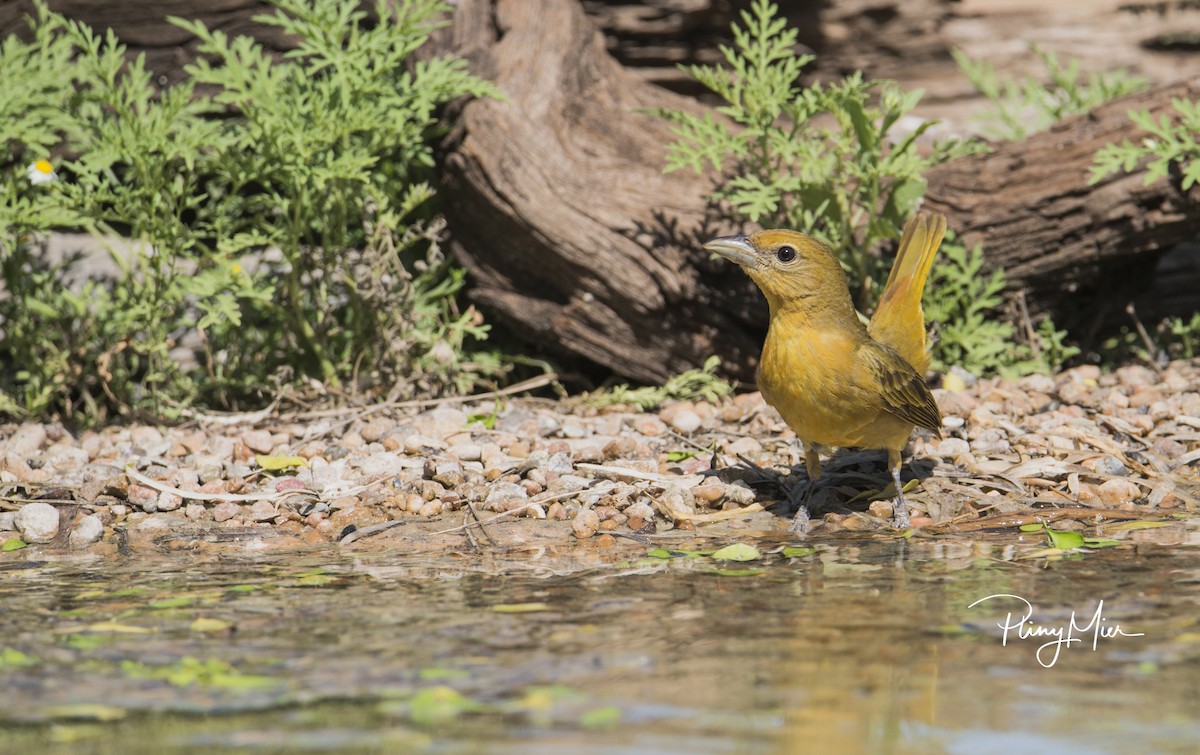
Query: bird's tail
868 211 947 374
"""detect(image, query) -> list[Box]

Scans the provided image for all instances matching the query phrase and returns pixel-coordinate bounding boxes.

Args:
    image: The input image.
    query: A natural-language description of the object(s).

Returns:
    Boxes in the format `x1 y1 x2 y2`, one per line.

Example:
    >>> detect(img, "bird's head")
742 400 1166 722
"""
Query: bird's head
703 230 851 316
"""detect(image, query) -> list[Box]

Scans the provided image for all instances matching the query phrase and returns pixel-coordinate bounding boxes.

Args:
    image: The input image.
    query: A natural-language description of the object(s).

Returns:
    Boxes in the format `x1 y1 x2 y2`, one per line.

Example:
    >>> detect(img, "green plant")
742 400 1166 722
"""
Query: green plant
584 355 734 410
0 0 505 422
653 0 982 310
1091 98 1200 188
1165 313 1200 359
955 44 1148 141
924 237 1078 377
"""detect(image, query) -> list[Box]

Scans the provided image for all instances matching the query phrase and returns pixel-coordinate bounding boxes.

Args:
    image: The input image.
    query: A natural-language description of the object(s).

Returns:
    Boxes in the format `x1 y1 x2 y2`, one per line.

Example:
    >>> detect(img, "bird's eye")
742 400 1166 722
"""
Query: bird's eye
776 246 797 263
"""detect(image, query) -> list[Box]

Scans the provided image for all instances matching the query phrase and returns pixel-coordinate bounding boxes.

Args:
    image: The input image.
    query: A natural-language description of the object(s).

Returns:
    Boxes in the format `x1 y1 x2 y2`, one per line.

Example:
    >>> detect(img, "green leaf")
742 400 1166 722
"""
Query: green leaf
710 543 762 561
255 454 308 471
2 538 28 552
409 686 486 725
1105 520 1174 531
781 546 818 558
1044 527 1086 550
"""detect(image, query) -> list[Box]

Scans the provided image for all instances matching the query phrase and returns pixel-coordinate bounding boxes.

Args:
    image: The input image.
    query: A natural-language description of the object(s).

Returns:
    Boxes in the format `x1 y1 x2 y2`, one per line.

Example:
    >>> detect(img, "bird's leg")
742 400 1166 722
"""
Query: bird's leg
888 448 911 529
788 445 823 533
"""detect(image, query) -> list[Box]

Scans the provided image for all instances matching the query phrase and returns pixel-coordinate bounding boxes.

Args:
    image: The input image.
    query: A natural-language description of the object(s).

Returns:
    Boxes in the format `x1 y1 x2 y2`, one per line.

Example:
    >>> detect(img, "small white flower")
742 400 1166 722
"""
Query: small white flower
26 159 57 185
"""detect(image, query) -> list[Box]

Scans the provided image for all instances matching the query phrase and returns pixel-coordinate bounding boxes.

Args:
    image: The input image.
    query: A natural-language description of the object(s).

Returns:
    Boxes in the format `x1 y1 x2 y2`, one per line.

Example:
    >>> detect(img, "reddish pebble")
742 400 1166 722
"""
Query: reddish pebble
232 442 254 462
212 502 240 522
595 533 617 547
274 477 308 492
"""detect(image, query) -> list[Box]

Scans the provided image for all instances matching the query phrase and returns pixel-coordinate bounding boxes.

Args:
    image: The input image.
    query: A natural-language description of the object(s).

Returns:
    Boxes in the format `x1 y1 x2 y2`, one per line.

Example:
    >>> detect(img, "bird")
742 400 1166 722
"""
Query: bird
704 212 946 531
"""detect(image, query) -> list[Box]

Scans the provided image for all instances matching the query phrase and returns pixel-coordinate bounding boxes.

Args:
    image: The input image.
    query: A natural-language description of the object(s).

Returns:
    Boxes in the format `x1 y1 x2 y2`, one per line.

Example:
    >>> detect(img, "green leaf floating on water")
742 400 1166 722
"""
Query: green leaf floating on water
1035 524 1121 552
1045 527 1086 550
1105 520 1175 531
0 647 38 668
645 548 711 559
409 685 487 725
782 546 818 558
710 543 761 561
2 538 27 552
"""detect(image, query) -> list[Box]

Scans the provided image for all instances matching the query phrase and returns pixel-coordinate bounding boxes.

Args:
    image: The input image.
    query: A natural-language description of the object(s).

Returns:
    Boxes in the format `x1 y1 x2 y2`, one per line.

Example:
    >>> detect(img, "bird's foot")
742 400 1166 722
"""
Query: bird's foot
788 504 810 534
785 477 816 534
892 489 911 530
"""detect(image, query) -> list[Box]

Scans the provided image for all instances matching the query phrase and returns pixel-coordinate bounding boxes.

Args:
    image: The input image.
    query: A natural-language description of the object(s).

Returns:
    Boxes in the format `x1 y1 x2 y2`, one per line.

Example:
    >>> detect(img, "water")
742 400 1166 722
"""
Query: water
2 521 1198 753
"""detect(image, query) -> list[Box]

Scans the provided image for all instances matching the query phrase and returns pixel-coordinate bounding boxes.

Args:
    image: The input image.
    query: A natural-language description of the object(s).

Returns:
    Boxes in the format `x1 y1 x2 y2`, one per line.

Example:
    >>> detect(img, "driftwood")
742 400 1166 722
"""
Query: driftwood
924 78 1200 339
434 0 762 384
436 0 1200 378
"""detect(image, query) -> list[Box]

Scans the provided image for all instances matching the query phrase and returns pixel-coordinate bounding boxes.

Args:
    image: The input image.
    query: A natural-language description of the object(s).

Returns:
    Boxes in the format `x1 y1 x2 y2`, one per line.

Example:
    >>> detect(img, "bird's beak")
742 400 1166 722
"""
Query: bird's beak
703 235 759 269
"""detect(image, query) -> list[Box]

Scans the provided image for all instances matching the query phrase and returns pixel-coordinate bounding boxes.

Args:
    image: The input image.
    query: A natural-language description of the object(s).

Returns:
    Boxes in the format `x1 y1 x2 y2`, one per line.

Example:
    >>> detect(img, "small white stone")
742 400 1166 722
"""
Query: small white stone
14 502 60 543
669 410 703 434
69 514 104 548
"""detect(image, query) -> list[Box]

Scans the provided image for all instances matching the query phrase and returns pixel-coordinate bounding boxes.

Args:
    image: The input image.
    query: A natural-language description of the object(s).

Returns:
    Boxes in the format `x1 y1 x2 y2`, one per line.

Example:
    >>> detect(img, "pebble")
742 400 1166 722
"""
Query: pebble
249 501 278 522
668 410 702 434
723 480 757 506
241 429 275 454
432 459 465 488
212 502 241 522
929 438 970 457
360 418 394 443
726 436 763 458
69 514 104 548
572 508 600 539
15 502 60 543
1097 478 1141 505
485 481 529 510
126 483 159 508
0 511 15 531
5 424 48 456
629 415 668 436
1081 456 1129 477
546 452 574 475
155 492 183 512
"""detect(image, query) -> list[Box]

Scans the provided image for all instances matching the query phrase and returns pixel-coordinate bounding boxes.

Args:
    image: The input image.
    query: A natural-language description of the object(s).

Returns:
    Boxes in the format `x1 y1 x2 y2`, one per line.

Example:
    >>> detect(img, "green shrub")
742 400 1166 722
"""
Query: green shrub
0 0 504 422
954 44 1148 141
652 0 982 310
925 238 1078 377
1091 98 1200 188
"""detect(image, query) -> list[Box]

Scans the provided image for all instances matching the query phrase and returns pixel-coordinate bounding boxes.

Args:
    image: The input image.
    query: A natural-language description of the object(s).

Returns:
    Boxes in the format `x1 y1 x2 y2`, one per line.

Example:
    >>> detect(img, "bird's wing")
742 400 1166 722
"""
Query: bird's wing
861 343 943 435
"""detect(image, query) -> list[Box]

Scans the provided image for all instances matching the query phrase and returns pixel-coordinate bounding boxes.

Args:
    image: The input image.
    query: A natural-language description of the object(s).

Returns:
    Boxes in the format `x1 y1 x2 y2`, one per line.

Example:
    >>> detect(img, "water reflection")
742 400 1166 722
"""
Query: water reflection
1 522 1198 753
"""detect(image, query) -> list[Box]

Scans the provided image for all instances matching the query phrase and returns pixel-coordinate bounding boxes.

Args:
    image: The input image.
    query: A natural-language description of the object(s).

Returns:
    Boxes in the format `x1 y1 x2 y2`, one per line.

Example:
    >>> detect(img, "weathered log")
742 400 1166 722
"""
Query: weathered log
434 0 763 384
923 78 1200 340
0 0 284 85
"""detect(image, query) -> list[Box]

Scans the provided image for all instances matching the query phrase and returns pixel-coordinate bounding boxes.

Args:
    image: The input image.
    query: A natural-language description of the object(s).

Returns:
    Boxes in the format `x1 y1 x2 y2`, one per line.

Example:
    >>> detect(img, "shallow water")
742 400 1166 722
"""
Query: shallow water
2 521 1199 754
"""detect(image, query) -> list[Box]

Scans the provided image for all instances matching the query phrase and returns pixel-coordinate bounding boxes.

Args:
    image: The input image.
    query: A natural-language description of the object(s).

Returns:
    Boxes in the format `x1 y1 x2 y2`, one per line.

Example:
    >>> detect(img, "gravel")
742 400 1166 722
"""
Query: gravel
1 359 1199 550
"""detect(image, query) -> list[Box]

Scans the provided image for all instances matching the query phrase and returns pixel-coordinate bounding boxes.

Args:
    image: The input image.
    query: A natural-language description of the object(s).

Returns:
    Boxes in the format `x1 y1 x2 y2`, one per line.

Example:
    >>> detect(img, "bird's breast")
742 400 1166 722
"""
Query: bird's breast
756 321 896 448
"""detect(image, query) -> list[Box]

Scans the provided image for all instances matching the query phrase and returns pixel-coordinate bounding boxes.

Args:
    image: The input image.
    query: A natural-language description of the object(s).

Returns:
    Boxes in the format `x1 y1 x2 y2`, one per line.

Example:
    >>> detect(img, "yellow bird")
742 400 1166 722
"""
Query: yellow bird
704 212 946 530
